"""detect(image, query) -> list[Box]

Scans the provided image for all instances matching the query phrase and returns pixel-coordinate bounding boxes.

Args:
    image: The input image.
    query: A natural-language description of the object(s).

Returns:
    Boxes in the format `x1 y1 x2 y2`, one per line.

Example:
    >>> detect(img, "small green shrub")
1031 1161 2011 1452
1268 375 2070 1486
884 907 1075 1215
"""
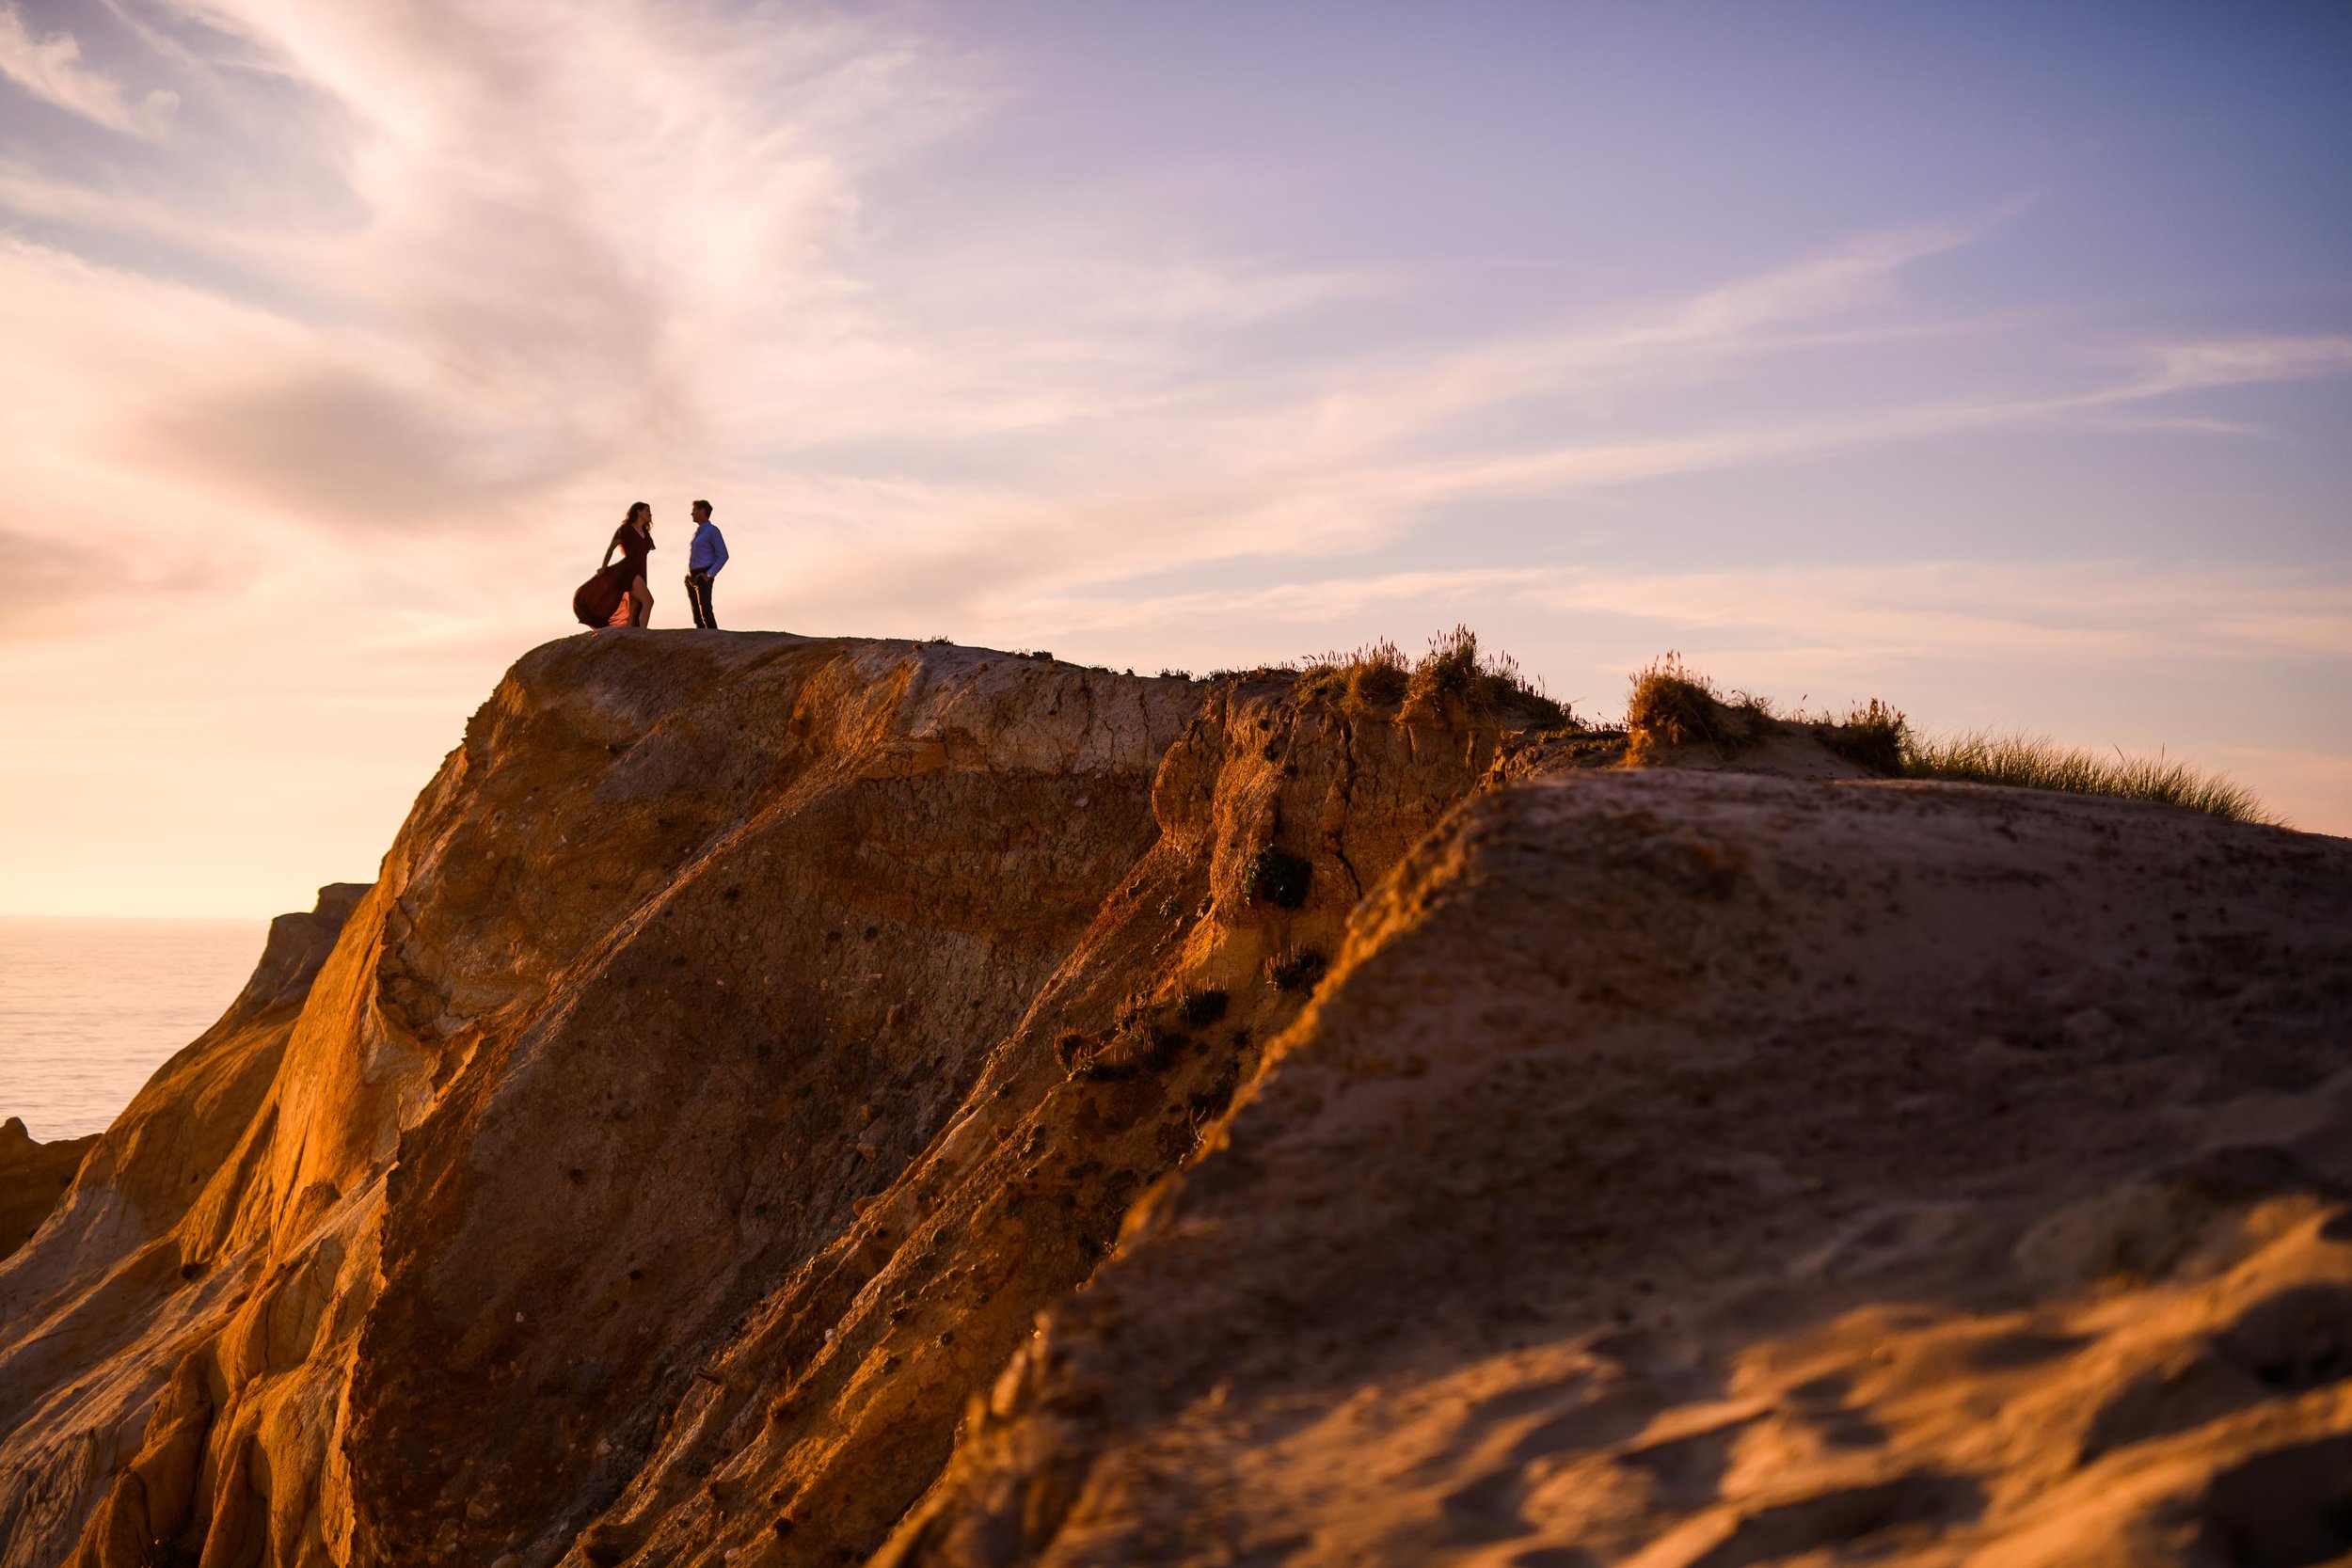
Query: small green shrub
1245 847 1313 909
1157 668 1194 681
1901 731 2275 824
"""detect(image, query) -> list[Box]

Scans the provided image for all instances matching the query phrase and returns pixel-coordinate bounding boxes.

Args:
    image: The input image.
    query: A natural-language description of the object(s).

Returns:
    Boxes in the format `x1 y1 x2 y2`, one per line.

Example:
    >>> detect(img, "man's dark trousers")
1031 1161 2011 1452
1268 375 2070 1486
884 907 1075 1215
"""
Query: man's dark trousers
685 572 717 628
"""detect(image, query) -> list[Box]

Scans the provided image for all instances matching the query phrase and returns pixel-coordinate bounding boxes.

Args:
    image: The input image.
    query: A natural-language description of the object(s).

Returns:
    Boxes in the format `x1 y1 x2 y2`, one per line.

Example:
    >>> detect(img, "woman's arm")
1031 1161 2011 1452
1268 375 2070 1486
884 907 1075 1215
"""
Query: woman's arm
601 542 618 569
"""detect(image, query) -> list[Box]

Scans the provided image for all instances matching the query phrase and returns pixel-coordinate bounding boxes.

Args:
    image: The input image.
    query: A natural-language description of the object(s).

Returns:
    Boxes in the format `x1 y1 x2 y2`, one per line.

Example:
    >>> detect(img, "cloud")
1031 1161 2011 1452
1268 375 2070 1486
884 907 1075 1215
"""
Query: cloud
1009 558 2352 668
0 528 132 631
0 15 2341 659
2137 336 2352 396
1283 223 1980 466
0 3 176 138
0 3 994 554
11 0 2340 637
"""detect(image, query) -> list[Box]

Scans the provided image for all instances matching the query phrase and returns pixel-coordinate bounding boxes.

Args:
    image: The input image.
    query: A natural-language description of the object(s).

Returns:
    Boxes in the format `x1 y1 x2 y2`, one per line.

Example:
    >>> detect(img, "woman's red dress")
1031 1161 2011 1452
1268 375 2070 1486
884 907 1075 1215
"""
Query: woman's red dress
572 523 656 627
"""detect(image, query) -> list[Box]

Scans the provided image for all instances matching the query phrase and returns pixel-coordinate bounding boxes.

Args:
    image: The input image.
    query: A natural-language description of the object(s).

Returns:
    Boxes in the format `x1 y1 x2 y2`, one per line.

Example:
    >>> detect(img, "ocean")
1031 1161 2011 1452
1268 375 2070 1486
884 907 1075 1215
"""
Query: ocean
0 917 269 1144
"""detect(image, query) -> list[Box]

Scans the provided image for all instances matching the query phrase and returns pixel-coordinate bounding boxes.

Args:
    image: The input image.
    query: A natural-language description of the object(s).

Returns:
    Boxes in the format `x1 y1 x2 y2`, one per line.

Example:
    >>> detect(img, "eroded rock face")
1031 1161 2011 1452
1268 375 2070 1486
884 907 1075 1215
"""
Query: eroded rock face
0 635 1544 1568
6 635 2347 1568
0 879 370 1567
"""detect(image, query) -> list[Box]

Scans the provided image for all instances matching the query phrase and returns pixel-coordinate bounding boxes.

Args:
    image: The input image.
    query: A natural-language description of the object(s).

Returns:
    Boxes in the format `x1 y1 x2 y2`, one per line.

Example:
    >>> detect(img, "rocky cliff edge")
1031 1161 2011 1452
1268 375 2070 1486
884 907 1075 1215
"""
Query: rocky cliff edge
2 630 2347 1568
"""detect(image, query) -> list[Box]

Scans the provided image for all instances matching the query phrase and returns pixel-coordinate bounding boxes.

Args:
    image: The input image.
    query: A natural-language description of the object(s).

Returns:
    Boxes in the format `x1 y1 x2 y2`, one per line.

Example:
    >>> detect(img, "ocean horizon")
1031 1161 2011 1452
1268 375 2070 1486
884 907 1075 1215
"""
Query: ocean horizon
0 916 268 1144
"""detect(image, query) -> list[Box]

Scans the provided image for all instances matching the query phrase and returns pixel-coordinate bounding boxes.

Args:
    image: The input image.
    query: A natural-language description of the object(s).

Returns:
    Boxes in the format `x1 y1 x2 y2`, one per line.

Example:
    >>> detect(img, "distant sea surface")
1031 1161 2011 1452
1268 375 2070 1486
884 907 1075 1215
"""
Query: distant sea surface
0 918 267 1143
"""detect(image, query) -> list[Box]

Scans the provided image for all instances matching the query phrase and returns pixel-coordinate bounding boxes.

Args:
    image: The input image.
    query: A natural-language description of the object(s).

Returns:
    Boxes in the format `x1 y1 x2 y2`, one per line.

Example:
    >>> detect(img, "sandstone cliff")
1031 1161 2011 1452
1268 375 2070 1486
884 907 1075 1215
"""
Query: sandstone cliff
0 1122 96 1263
2 632 2346 1568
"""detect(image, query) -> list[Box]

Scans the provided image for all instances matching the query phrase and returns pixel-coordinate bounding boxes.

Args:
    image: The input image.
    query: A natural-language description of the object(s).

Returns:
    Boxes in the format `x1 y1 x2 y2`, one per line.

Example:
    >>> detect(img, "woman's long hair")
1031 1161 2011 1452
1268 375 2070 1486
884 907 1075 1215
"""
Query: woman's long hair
624 500 652 534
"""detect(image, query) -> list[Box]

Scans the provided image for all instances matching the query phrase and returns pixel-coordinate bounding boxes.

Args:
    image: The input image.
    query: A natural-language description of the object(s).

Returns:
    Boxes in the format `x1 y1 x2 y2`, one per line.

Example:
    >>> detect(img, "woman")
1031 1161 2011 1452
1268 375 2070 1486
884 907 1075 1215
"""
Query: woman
582 502 657 628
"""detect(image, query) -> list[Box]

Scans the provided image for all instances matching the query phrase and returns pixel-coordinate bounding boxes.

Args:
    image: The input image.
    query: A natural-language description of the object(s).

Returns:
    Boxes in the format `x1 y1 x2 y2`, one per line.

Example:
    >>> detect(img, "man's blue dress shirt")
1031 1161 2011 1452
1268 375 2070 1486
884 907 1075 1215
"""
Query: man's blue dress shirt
689 520 729 576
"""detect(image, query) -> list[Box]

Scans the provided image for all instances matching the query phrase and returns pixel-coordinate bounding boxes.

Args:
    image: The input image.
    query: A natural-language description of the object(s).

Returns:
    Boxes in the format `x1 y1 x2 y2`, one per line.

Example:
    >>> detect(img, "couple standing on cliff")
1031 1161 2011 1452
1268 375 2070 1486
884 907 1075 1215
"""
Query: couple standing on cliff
573 500 730 630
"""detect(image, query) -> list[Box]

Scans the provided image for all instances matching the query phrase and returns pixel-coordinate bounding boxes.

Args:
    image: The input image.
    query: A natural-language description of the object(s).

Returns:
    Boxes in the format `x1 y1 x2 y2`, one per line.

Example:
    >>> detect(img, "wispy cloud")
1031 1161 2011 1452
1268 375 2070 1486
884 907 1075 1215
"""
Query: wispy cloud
5 2 2344 632
2133 335 2352 396
0 3 175 139
1013 558 2352 666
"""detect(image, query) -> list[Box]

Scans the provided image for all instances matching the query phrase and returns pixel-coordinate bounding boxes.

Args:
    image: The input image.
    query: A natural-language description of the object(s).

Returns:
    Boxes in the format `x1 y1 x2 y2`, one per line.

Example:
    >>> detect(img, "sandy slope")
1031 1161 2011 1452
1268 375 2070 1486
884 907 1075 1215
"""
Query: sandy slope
886 770 2352 1568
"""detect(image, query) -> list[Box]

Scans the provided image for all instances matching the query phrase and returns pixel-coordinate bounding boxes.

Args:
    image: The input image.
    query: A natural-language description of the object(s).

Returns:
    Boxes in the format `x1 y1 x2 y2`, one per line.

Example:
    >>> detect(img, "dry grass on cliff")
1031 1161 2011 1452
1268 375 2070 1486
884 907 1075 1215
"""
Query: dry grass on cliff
1300 627 1572 729
1623 653 1772 758
1812 696 1909 775
1624 654 2274 823
1295 638 1408 709
1904 731 2277 824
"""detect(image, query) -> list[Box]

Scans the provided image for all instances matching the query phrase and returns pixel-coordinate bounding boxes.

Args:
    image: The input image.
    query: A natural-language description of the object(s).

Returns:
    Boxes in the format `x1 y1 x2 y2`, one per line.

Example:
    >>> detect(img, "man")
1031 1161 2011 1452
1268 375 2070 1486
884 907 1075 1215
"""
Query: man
684 499 728 628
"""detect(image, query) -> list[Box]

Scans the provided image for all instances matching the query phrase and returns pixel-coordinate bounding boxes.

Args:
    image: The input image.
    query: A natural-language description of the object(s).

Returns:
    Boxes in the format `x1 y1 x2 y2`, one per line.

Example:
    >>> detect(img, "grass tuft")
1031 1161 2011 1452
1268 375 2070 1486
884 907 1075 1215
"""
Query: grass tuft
1901 731 2276 824
1297 638 1409 711
1811 697 1908 776
1624 652 1768 757
1301 627 1572 728
1622 655 2270 822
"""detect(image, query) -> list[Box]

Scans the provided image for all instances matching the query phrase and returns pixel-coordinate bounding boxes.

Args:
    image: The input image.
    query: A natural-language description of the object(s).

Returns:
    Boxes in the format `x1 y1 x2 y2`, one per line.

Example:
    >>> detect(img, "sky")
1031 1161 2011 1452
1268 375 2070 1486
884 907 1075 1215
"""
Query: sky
0 0 2347 917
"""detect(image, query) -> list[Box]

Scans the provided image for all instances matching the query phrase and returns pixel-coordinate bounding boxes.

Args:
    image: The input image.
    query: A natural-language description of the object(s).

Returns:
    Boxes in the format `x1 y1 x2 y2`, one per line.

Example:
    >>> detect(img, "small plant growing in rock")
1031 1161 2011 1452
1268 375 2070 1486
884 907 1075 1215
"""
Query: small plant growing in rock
1143 1023 1191 1069
1245 847 1312 909
1268 947 1327 991
1157 668 1194 680
1179 989 1230 1027
1187 1069 1240 1126
1074 1021 1191 1080
1070 1037 1132 1081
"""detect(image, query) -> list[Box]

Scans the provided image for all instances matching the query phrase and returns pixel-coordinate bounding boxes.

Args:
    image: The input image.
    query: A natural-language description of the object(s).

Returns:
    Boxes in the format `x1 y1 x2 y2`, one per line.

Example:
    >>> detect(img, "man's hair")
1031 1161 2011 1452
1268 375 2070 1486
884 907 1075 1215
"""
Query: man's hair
693 499 713 516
